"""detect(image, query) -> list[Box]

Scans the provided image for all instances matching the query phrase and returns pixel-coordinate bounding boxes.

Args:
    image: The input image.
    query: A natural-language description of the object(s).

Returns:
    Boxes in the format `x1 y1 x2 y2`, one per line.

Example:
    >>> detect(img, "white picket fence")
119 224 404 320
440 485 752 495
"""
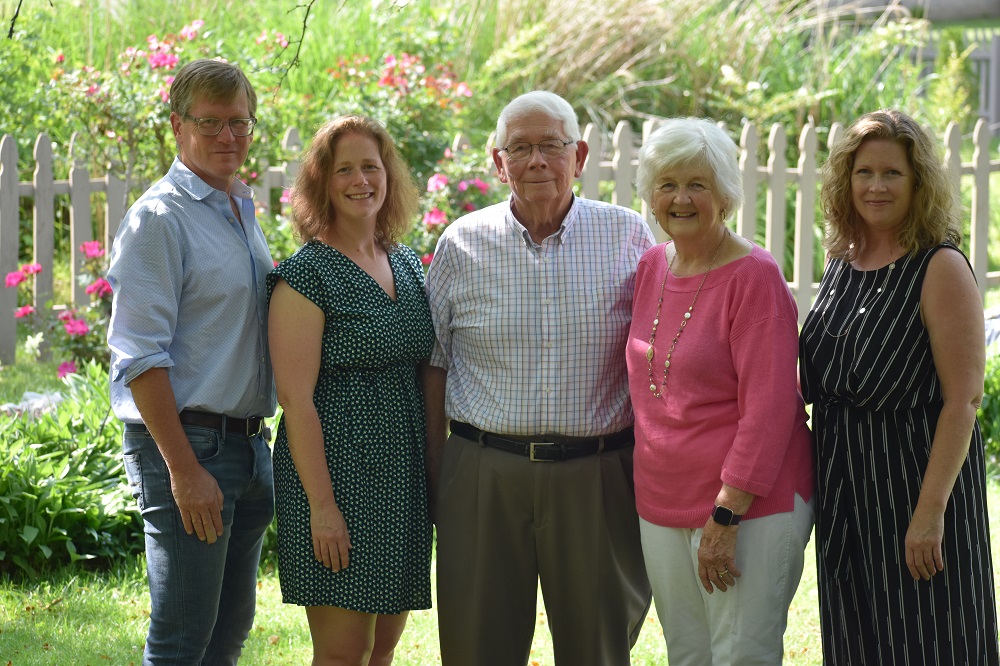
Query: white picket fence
1 118 998 365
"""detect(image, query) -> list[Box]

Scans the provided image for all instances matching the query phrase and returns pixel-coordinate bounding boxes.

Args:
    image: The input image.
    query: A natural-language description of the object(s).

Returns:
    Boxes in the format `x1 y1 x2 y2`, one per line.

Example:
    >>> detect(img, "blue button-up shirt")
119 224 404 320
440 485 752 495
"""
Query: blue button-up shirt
107 158 276 423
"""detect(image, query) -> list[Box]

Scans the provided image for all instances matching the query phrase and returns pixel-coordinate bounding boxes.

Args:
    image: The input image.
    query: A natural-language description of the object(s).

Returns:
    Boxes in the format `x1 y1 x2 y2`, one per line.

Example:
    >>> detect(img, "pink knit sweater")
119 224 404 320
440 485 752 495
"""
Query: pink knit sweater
626 242 814 528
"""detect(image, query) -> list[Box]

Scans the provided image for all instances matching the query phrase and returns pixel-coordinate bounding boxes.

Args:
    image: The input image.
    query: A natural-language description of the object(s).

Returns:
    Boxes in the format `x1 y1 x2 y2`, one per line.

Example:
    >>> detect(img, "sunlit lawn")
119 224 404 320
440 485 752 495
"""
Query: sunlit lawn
2 480 997 665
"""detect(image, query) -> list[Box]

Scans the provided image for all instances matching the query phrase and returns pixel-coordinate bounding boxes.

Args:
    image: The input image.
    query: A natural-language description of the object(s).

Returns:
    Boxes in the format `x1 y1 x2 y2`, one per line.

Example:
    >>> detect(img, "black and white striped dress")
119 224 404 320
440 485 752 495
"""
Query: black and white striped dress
800 244 999 664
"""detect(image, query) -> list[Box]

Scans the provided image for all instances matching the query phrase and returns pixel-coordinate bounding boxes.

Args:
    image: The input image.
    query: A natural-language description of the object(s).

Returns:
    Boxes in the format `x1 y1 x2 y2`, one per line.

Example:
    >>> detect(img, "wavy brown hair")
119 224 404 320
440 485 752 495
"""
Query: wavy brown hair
821 109 960 261
291 116 418 250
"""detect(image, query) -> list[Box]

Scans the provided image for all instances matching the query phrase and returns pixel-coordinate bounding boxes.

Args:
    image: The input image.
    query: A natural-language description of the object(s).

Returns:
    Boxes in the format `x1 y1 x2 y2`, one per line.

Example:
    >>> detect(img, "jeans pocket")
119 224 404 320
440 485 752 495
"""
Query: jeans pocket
123 452 145 511
185 427 223 461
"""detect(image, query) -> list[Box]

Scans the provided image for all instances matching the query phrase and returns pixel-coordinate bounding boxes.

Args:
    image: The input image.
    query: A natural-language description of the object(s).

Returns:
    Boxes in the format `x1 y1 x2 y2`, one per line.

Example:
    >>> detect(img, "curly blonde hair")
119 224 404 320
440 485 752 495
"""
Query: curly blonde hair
291 116 418 250
821 109 960 261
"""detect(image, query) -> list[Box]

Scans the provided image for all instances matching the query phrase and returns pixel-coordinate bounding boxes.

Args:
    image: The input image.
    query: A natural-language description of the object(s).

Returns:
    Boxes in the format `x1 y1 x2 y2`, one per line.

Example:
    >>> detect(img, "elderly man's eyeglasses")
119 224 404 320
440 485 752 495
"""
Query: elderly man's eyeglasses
185 116 258 137
500 139 575 162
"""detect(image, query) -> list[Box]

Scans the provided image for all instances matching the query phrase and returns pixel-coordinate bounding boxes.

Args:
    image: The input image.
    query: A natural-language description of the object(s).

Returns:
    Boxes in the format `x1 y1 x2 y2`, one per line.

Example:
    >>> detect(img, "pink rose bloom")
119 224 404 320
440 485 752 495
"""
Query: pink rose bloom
55 53 65 63
280 189 292 204
81 240 105 259
5 271 26 288
180 20 204 40
421 253 434 266
57 361 78 379
427 174 449 192
57 309 74 322
63 318 90 337
471 178 490 194
423 208 448 226
385 54 397 67
86 277 113 298
444 148 453 159
256 30 268 45
458 181 469 192
456 82 473 98
21 263 42 275
14 305 35 318
463 203 476 212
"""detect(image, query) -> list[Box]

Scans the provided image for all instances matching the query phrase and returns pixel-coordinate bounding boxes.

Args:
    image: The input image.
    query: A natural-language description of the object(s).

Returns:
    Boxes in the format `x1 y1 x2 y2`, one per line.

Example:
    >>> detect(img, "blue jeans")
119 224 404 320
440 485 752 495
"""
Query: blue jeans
123 424 274 666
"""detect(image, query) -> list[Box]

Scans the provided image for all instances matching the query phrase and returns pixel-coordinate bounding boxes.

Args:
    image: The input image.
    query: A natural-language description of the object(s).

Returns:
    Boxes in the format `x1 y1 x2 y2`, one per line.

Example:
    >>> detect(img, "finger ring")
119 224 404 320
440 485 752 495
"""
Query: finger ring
718 568 729 576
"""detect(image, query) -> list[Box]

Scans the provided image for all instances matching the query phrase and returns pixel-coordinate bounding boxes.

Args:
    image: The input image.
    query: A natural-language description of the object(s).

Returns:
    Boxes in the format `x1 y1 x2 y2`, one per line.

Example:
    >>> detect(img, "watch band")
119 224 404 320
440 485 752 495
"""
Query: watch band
711 504 743 526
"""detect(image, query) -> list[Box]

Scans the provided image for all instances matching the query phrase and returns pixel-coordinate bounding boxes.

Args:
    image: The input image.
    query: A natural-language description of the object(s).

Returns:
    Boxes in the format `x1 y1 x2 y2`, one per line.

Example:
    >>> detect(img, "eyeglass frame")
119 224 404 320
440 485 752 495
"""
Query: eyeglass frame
499 139 576 161
184 115 258 137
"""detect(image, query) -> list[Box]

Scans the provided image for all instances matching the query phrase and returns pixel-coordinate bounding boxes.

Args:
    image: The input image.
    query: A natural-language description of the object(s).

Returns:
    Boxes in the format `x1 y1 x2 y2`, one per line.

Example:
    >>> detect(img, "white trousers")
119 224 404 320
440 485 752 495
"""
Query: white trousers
639 494 814 666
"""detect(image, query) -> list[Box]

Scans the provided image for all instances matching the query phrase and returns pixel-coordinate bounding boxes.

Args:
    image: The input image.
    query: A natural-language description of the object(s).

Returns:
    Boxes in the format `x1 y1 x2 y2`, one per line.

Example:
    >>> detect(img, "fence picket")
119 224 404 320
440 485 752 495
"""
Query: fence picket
1 117 998 363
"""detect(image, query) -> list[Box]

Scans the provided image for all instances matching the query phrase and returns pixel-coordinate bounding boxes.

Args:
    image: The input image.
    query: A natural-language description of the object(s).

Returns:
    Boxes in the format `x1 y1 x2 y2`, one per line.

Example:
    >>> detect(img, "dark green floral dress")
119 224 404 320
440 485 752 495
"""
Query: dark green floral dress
267 241 434 613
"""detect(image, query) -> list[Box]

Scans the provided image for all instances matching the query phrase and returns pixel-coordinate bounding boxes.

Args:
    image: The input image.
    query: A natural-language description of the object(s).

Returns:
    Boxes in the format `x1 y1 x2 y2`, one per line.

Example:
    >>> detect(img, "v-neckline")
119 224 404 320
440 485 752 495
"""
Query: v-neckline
313 241 399 303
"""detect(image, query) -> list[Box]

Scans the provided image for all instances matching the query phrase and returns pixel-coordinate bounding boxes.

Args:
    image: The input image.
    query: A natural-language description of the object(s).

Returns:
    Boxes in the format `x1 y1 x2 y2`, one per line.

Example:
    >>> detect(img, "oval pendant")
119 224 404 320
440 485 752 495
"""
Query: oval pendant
646 346 654 362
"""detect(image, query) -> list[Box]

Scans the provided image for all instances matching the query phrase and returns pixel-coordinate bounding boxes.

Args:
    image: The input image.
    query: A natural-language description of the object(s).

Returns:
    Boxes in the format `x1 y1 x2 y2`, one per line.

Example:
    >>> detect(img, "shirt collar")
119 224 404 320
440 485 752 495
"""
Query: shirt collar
167 157 254 202
504 194 579 247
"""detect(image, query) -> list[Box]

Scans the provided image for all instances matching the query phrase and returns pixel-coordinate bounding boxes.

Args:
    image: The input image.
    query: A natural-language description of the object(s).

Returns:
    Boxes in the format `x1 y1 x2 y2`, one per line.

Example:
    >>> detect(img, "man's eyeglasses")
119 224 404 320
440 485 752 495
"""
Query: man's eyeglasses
185 116 258 137
500 139 575 162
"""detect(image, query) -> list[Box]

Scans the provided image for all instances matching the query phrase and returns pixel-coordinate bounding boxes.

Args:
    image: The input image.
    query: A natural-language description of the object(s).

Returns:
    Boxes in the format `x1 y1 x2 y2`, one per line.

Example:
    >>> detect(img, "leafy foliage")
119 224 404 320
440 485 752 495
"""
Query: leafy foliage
0 361 141 578
403 142 501 263
6 241 112 377
979 353 1000 470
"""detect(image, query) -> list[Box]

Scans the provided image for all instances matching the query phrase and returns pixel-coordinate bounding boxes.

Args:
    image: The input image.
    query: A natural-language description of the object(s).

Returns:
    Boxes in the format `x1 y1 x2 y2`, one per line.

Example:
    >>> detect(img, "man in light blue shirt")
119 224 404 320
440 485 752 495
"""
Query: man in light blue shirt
107 59 275 665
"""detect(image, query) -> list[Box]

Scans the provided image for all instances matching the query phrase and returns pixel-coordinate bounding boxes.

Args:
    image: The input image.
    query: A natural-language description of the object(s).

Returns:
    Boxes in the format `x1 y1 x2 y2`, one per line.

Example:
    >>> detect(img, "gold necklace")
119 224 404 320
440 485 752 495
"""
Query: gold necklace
646 228 729 399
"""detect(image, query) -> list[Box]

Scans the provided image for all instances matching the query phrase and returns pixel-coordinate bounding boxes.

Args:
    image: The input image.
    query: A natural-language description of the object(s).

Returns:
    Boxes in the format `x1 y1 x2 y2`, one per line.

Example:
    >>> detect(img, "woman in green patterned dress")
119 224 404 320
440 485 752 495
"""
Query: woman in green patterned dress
267 116 434 665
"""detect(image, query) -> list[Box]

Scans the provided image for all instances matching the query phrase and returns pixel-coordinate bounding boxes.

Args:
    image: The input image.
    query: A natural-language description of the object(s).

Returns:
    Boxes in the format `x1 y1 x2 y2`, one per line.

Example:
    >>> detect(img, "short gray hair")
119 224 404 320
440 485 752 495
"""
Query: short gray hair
496 91 581 148
636 118 743 216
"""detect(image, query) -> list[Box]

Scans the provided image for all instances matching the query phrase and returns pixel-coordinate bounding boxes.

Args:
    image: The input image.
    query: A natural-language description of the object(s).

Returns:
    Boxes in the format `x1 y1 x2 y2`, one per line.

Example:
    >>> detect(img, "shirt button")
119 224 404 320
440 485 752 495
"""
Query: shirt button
545 342 554 349
544 388 554 394
542 298 552 305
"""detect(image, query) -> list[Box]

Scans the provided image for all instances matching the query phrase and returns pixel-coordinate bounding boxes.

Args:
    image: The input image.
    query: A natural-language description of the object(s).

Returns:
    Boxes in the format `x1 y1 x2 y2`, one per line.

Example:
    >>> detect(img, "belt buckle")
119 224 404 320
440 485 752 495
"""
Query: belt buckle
245 418 263 437
529 441 556 462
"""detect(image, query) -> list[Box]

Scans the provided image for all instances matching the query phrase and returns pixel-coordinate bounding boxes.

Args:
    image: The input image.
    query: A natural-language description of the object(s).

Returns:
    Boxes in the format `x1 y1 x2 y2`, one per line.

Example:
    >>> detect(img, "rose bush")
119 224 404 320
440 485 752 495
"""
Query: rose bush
6 241 112 376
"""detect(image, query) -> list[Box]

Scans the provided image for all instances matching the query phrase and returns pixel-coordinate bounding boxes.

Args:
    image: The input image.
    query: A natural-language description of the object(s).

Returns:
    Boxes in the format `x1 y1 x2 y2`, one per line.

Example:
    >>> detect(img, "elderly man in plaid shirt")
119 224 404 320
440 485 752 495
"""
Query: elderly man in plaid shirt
424 91 653 666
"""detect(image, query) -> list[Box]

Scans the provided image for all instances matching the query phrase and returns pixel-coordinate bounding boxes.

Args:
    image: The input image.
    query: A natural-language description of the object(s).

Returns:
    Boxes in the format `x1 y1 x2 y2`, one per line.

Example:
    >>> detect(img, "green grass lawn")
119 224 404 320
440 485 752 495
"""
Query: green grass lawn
3 480 998 665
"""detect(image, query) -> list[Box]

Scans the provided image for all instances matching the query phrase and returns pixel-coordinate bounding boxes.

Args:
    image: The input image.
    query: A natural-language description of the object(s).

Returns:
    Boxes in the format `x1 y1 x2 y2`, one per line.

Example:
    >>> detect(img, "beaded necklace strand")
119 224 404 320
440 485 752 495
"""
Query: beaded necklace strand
646 227 730 399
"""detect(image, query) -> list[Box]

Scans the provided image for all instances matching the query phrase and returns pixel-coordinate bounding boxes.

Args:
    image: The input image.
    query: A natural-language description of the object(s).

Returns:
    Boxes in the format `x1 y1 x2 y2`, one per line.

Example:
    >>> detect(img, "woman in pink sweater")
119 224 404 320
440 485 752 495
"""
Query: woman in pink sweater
627 117 814 665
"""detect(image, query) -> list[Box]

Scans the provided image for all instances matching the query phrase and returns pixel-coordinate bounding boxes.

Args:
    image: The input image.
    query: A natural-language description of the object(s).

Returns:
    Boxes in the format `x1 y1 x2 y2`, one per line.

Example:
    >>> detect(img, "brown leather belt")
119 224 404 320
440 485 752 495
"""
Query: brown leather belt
450 421 634 462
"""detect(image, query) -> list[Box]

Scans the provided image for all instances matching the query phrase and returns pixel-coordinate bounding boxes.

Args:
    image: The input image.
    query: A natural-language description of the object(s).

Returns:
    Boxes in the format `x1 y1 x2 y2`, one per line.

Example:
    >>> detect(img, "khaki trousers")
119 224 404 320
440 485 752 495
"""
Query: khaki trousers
435 431 652 666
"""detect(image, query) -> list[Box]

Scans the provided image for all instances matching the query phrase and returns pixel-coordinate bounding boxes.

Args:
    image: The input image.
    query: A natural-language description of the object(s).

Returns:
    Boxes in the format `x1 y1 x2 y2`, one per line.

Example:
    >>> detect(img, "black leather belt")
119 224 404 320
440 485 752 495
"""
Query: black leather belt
178 410 265 437
450 421 634 462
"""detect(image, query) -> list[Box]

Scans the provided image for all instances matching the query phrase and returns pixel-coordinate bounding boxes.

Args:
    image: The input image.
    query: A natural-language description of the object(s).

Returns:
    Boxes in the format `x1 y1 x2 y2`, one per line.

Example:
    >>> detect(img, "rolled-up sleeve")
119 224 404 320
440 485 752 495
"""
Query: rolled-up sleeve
107 205 184 385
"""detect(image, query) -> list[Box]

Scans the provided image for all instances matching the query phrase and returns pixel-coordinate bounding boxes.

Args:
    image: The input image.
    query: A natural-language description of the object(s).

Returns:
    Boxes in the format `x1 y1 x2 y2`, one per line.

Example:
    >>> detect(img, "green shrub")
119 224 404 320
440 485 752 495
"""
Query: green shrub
0 361 141 578
980 354 1000 472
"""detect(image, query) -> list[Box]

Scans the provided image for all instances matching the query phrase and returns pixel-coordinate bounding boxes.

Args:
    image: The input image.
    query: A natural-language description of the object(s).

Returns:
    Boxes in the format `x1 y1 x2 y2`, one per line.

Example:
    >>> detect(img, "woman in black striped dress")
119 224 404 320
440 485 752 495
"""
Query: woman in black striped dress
800 109 999 664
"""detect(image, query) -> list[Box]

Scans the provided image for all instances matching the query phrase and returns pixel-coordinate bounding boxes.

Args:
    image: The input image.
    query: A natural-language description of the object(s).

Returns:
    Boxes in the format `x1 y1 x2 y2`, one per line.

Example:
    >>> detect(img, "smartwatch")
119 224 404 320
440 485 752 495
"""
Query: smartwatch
711 504 743 526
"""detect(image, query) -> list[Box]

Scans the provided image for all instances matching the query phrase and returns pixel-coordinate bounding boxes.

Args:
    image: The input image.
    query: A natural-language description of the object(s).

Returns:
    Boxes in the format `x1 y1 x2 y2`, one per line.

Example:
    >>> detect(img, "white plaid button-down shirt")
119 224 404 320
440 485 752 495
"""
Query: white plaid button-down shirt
427 196 653 437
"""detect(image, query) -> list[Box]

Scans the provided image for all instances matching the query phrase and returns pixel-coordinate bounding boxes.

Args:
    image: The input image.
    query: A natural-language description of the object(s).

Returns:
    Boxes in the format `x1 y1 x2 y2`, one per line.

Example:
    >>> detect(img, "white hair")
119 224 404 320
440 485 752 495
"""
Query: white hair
496 91 581 148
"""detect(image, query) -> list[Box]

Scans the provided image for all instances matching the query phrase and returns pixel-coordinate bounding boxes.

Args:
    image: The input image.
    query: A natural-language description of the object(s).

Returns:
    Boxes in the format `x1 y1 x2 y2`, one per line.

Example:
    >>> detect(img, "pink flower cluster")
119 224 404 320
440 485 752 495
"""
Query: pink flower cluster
427 174 448 192
81 240 105 259
58 309 90 337
57 361 78 379
255 30 289 48
180 20 205 41
86 278 113 298
5 262 42 288
423 208 448 227
458 178 489 194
